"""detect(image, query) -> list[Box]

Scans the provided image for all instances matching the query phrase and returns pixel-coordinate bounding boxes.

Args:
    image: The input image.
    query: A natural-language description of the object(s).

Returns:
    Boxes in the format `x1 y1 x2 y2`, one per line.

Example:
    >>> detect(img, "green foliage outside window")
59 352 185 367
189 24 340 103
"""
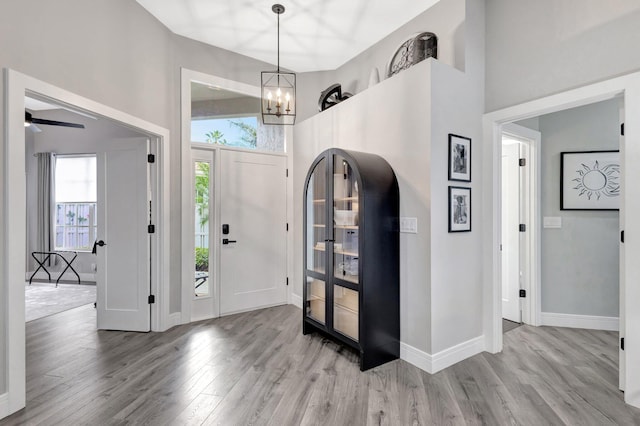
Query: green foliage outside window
195 247 209 271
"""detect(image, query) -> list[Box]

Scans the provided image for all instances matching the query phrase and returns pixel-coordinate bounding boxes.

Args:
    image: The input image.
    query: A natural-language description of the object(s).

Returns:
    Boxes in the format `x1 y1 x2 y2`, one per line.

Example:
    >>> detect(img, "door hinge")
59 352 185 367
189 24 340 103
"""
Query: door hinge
621 230 625 243
621 337 625 350
519 289 526 298
519 158 526 167
148 224 155 234
286 277 289 286
148 295 155 304
519 224 526 232
147 154 155 163
286 223 289 231
621 123 625 136
286 168 289 177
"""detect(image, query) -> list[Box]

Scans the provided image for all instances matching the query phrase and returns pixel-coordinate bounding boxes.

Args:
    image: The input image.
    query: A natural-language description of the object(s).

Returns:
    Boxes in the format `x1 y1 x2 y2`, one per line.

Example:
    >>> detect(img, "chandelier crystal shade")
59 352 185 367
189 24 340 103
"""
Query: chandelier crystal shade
261 4 296 125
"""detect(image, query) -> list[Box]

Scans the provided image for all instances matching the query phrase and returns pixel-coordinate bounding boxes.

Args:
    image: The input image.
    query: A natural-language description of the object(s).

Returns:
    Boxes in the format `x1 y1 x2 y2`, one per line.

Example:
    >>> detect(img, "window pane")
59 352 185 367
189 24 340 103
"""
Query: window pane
191 117 259 149
54 202 96 250
56 227 64 248
194 161 210 298
56 204 64 225
189 82 284 153
65 204 76 225
55 156 97 202
78 227 90 249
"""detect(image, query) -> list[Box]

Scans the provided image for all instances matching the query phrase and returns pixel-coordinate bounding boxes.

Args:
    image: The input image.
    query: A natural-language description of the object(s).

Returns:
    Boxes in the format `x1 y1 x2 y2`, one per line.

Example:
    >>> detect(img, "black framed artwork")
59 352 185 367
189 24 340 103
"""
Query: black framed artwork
448 134 471 182
560 150 619 210
448 186 471 232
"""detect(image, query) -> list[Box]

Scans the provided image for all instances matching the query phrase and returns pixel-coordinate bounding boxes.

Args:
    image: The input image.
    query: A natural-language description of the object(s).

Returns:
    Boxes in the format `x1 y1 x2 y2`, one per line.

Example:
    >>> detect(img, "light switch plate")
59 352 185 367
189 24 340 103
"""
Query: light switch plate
400 217 418 233
543 216 562 228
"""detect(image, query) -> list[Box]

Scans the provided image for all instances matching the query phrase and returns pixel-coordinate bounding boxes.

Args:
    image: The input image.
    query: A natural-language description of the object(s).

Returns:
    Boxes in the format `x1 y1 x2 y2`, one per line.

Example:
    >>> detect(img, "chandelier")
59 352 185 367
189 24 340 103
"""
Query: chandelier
261 4 296 125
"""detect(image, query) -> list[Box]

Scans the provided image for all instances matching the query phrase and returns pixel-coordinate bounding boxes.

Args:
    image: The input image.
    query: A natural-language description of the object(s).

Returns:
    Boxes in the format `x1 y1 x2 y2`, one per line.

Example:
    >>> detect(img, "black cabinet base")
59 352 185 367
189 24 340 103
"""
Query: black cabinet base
303 318 399 371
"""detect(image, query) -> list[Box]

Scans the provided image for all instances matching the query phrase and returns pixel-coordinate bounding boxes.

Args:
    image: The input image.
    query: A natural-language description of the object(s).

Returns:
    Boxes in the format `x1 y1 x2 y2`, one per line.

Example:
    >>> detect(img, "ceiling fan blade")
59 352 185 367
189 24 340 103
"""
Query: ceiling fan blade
31 117 85 129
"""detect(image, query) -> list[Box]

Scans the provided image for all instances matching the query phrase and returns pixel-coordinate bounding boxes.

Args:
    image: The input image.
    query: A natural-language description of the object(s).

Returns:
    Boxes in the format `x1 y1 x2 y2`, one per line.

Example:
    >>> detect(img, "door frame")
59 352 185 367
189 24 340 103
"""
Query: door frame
2 68 171 417
501 123 541 326
180 68 294 323
483 71 640 408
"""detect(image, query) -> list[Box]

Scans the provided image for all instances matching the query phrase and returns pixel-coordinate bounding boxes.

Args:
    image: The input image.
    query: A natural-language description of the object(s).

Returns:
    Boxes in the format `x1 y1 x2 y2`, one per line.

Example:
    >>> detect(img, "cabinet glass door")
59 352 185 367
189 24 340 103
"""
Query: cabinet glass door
306 158 327 274
307 278 326 324
333 155 359 283
334 285 359 340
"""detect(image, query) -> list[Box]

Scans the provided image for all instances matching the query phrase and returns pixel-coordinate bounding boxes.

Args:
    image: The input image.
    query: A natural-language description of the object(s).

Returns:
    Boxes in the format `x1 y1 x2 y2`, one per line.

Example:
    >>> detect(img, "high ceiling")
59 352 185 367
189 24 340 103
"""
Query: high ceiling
136 0 441 72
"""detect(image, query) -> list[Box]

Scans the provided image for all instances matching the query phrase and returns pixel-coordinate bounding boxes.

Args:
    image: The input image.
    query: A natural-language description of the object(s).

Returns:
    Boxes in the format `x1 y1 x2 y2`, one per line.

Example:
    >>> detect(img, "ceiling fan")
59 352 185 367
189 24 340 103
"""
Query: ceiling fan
25 111 85 130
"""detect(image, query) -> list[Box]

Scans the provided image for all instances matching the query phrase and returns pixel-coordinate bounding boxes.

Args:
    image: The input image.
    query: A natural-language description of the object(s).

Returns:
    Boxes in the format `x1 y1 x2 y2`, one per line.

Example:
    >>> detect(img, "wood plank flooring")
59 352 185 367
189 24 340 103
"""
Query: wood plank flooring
1 304 639 425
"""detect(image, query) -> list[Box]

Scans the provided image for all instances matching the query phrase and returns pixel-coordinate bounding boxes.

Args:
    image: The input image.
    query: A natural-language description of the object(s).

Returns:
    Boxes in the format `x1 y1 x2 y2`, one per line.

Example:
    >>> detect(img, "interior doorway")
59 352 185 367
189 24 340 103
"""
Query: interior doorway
3 69 171 417
23 94 155 331
484 76 637 404
500 123 540 331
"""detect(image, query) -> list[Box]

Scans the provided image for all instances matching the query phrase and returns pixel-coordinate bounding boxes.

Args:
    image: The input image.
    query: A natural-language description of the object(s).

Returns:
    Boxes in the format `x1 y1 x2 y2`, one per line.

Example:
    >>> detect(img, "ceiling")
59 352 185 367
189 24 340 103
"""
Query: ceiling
136 0 441 72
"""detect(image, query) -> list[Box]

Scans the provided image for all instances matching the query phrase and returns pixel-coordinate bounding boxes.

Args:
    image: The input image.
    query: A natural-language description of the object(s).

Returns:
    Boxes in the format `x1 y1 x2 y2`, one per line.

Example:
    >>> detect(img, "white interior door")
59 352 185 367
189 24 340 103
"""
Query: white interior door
502 141 521 323
219 149 287 315
96 138 150 331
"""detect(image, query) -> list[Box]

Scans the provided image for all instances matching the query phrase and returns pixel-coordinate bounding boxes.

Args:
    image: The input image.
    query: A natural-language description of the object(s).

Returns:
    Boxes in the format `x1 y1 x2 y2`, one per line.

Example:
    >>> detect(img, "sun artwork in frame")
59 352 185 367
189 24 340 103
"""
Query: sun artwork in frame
561 150 620 210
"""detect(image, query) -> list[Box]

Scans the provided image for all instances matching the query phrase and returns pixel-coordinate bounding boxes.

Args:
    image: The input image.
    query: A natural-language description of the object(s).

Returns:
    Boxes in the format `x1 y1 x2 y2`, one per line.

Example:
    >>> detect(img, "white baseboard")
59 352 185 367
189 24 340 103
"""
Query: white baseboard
401 335 485 374
26 271 95 282
540 312 619 331
290 292 303 309
166 312 182 330
0 393 8 419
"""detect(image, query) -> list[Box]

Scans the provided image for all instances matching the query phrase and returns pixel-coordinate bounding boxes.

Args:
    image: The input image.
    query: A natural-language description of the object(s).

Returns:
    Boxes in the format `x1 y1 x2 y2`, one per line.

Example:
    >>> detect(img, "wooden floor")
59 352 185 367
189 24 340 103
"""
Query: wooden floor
2 304 639 425
502 318 522 333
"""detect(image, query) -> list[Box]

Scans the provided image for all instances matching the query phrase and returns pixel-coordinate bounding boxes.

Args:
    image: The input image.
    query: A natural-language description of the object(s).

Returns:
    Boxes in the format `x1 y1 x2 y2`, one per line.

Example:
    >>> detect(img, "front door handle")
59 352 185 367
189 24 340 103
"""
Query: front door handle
222 239 237 245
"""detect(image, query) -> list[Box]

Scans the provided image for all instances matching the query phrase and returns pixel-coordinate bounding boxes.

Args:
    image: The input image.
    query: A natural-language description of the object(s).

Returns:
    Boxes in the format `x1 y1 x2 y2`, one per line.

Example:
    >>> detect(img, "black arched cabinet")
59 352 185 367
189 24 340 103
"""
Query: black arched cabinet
303 148 400 370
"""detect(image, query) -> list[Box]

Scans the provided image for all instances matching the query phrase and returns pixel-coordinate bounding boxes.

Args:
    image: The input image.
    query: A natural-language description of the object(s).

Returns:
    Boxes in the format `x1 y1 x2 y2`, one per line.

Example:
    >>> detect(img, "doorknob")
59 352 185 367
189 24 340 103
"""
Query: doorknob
222 238 237 245
92 240 107 254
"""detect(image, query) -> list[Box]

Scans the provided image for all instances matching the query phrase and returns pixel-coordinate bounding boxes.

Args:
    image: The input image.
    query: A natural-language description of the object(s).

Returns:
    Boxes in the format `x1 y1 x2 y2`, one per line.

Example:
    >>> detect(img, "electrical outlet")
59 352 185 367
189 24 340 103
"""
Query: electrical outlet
400 217 418 233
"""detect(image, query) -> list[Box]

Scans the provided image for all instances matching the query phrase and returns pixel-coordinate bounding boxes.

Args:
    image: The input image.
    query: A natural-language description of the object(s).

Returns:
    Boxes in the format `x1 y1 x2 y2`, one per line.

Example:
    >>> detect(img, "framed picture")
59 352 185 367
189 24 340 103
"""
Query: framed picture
448 134 471 182
448 186 471 232
561 150 620 210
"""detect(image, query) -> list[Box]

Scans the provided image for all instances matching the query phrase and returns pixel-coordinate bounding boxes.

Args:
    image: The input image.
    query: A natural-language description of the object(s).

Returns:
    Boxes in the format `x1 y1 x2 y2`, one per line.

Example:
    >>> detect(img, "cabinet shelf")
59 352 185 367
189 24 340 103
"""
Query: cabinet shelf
303 148 400 371
313 246 359 257
335 274 359 285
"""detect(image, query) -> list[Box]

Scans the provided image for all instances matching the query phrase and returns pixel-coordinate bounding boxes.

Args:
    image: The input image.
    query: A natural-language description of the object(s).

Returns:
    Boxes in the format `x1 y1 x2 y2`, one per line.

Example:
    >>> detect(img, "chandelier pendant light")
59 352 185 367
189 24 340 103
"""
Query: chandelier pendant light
261 4 296 125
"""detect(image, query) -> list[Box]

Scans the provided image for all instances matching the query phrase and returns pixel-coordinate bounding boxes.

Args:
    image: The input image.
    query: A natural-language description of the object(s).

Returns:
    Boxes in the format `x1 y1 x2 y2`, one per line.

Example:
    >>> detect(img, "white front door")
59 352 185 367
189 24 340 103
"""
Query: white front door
219 149 287 315
502 141 521 323
96 138 150 331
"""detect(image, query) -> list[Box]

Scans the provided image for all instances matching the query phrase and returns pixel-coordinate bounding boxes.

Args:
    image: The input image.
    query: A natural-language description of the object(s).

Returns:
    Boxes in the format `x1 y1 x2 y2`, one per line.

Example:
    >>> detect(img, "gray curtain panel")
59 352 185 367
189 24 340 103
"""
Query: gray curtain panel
36 152 55 265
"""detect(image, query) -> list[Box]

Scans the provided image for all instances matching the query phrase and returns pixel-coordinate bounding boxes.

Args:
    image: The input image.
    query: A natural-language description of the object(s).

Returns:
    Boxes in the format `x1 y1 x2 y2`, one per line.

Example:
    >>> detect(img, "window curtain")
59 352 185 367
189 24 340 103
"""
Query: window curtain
36 152 55 265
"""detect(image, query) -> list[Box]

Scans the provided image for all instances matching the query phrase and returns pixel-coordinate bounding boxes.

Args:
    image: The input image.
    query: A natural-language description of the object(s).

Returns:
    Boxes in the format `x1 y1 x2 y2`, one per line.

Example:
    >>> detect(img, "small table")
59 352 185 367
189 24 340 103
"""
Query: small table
29 251 81 287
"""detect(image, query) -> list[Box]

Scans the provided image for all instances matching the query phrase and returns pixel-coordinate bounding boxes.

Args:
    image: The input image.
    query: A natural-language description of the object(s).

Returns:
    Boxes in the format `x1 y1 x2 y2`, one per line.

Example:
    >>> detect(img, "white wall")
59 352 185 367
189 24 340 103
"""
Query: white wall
293 0 484 365
486 0 640 111
294 59 434 352
25 109 143 278
538 99 620 317
296 0 465 122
